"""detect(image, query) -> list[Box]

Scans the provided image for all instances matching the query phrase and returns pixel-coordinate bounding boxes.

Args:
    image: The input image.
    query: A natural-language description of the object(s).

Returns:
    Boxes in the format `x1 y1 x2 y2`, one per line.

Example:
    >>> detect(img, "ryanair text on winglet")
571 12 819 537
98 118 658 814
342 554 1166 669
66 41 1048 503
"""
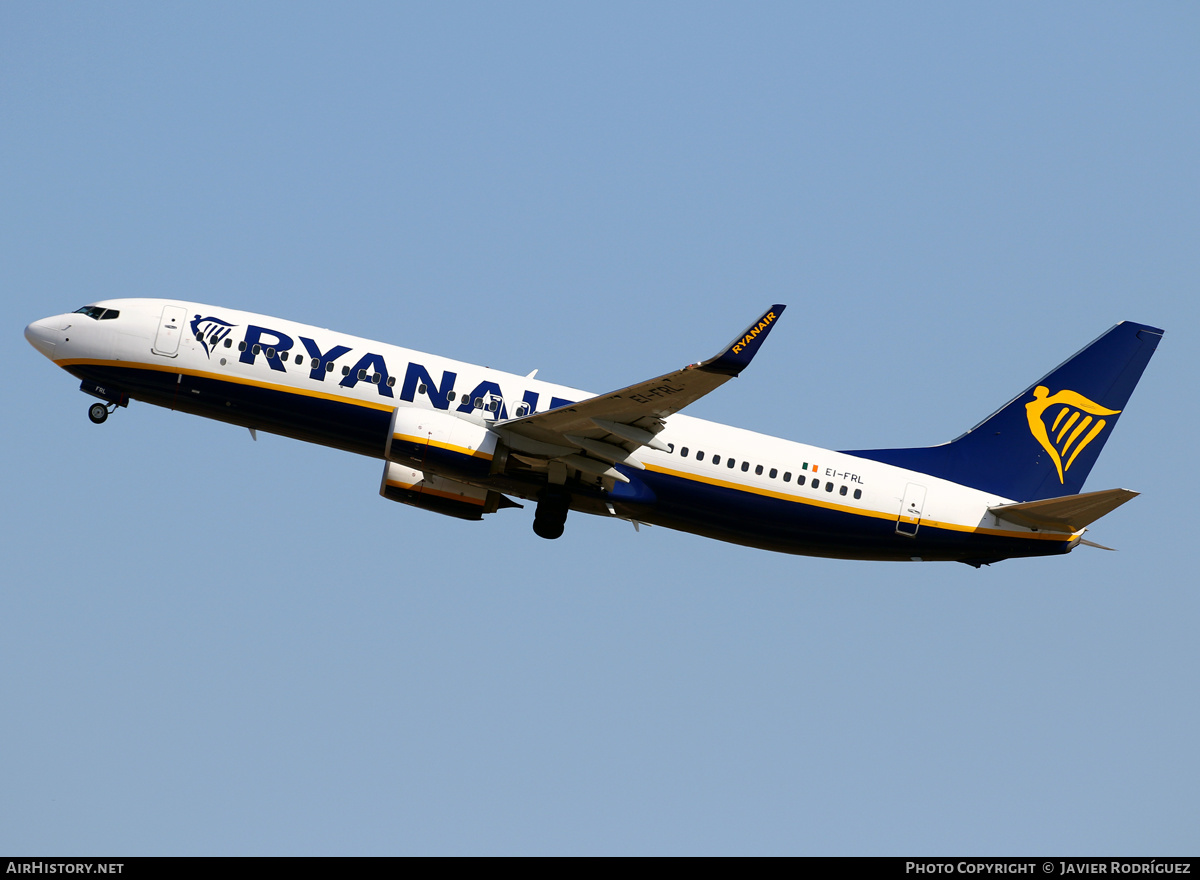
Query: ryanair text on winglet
730 312 776 354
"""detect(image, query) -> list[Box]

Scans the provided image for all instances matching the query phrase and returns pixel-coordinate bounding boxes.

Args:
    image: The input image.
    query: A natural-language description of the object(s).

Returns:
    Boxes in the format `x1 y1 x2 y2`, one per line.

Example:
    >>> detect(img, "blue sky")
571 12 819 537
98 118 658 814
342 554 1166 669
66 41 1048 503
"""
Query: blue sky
2 2 1197 855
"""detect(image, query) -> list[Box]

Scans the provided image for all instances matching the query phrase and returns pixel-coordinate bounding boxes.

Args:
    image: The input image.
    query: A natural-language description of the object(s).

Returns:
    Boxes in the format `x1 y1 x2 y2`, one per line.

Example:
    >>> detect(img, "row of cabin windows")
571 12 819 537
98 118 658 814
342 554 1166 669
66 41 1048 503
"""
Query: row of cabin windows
413 383 529 415
667 444 863 500
208 335 532 414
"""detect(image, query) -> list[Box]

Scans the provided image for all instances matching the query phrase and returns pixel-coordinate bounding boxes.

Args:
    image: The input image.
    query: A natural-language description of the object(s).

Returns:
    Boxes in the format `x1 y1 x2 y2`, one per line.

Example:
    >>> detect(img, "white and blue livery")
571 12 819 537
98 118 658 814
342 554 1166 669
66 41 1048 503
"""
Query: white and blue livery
25 301 1163 566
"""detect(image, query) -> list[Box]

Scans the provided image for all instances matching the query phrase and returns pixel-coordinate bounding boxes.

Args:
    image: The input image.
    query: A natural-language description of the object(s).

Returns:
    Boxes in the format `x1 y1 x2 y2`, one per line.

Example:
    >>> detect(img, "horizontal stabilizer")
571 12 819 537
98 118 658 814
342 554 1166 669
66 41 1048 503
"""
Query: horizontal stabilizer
989 488 1138 533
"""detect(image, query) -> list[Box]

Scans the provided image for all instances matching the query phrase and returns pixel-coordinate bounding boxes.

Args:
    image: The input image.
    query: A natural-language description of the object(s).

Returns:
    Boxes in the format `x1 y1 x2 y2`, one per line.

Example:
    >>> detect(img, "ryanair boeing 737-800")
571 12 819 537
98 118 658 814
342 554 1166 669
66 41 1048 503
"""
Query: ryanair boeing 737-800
25 300 1162 566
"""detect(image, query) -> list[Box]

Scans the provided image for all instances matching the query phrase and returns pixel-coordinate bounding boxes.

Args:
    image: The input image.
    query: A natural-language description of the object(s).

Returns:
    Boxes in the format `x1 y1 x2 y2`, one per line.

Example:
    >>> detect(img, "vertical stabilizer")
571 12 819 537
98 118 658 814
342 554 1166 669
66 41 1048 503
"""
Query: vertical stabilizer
846 321 1163 501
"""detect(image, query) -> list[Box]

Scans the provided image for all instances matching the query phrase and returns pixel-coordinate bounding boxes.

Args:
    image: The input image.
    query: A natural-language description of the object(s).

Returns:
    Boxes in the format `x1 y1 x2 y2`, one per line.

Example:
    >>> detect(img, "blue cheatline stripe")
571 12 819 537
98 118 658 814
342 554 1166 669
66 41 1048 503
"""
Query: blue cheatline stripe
69 361 1072 562
66 362 393 458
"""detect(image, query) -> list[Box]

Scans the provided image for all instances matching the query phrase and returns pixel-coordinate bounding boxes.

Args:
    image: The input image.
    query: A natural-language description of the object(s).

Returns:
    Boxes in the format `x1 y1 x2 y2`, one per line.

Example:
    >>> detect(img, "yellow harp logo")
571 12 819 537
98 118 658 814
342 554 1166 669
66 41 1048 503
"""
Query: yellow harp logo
1025 386 1120 483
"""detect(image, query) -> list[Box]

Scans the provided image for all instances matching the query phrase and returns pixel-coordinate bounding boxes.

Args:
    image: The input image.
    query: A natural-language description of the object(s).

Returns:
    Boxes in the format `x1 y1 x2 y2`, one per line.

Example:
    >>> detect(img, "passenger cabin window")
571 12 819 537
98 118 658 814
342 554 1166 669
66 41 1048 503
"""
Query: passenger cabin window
727 458 736 469
342 366 350 376
696 451 705 462
667 443 675 453
783 472 791 482
741 461 749 472
239 342 247 352
326 362 334 372
712 454 720 465
769 468 777 479
447 391 456 401
825 482 834 493
797 475 805 486
224 339 232 348
681 447 689 457
854 489 862 500
755 464 763 475
839 485 848 496
252 344 261 355
418 384 427 394
387 376 396 387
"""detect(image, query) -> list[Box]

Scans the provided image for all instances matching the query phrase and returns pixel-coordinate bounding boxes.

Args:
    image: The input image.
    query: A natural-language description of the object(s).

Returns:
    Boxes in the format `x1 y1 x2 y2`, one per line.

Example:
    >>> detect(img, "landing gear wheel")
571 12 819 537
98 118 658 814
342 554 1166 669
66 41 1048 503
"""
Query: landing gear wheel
533 487 570 540
88 402 109 424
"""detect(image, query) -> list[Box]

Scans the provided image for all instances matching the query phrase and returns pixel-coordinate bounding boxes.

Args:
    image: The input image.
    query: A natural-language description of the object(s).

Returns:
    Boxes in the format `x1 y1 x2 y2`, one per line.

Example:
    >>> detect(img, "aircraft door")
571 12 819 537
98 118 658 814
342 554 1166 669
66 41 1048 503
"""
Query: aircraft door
152 305 188 357
896 482 927 536
482 392 505 421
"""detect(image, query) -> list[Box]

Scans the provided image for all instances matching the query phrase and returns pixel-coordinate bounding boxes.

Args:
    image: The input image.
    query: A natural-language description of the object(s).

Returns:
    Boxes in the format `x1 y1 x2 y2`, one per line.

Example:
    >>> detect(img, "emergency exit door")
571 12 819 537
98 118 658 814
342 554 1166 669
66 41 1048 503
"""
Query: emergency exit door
896 482 927 536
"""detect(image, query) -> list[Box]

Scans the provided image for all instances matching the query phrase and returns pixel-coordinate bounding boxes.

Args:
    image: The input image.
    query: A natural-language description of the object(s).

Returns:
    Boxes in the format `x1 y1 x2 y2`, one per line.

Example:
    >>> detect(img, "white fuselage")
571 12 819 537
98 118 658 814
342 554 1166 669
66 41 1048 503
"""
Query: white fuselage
25 298 1078 563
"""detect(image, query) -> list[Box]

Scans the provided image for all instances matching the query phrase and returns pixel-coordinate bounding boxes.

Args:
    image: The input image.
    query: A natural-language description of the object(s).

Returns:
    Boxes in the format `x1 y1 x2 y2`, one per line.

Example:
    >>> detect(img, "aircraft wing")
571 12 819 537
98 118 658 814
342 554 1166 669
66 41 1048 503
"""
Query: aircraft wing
493 305 785 481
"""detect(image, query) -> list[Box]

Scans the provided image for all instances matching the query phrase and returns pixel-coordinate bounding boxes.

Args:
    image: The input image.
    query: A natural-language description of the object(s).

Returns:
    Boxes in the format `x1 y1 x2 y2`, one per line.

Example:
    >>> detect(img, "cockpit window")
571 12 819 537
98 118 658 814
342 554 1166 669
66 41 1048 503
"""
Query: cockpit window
72 306 120 320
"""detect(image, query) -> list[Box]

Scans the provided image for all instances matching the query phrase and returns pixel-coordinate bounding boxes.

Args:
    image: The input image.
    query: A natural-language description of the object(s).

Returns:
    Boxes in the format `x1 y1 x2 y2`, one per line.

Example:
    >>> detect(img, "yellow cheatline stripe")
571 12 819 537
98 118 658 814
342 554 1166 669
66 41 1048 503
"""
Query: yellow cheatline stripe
644 463 1076 543
391 432 494 460
385 479 486 506
54 357 395 412
56 359 1073 544
63 357 495 459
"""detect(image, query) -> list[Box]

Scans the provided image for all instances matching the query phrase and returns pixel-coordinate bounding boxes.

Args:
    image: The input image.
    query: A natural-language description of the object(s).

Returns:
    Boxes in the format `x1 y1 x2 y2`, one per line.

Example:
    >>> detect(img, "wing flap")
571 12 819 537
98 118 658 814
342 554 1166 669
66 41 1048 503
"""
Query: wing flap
989 488 1139 533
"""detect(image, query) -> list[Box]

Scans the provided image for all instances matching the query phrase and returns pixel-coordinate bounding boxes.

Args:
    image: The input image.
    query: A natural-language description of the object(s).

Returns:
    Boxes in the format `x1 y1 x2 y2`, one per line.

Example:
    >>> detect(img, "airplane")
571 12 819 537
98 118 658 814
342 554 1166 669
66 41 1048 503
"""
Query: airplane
24 299 1162 566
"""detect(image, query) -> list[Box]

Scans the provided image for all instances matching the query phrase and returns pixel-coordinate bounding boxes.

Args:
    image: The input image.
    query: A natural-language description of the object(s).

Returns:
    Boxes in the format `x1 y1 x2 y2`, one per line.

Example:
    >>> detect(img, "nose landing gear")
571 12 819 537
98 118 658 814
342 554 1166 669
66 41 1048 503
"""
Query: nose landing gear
80 380 128 424
533 486 570 539
88 402 113 424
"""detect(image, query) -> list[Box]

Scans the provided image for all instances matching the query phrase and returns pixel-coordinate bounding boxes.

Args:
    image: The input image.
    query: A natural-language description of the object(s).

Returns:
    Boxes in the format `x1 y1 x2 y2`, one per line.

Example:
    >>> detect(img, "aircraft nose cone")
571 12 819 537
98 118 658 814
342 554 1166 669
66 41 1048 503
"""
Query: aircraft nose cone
25 317 59 359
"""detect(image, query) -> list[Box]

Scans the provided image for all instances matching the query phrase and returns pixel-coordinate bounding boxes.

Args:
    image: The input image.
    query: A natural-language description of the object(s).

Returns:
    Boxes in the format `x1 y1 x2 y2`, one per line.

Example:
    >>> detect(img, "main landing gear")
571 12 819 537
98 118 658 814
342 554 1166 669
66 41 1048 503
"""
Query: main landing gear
88 402 112 424
533 486 570 540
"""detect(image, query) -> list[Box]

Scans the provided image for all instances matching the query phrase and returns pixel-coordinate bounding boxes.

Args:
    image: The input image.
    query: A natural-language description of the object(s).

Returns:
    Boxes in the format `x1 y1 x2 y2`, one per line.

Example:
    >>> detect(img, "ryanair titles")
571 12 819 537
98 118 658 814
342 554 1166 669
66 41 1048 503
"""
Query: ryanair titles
730 311 776 355
203 318 574 418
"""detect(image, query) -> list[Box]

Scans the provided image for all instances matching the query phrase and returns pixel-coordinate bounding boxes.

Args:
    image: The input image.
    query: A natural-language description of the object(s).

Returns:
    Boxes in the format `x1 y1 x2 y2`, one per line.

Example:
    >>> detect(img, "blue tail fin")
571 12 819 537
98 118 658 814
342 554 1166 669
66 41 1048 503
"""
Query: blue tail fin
845 321 1164 501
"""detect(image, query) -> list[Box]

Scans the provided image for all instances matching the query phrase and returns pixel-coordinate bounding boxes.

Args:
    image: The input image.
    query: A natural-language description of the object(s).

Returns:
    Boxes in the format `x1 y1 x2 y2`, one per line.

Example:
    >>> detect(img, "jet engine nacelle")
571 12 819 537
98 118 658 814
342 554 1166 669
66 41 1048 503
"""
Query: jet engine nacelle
386 407 507 480
380 462 511 521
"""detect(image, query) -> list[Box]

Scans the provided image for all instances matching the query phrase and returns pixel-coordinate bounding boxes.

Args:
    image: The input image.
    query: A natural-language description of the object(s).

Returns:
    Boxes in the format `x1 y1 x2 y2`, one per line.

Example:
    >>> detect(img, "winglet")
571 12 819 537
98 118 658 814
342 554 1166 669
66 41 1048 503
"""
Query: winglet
698 304 786 377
